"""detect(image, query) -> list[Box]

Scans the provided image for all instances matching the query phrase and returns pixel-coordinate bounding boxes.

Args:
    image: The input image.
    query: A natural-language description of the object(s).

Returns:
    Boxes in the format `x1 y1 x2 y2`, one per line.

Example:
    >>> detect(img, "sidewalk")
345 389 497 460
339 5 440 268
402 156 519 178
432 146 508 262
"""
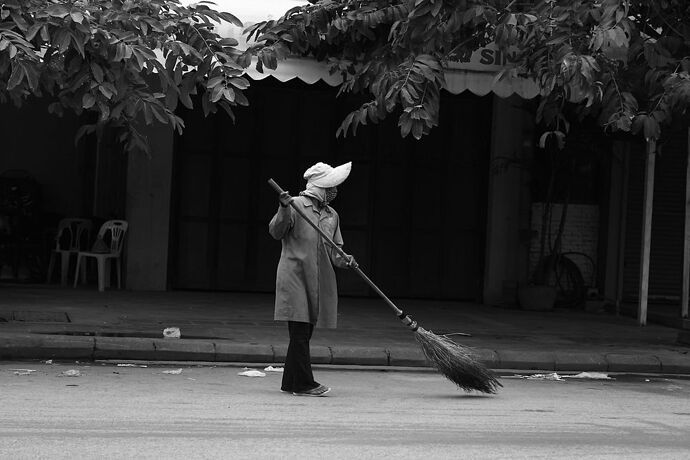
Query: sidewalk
1 284 689 374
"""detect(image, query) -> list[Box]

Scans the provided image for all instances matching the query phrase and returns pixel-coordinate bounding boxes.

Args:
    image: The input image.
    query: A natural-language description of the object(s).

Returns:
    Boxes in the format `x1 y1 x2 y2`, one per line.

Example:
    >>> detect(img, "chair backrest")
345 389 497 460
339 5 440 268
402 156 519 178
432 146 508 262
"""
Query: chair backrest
96 220 129 255
55 218 92 251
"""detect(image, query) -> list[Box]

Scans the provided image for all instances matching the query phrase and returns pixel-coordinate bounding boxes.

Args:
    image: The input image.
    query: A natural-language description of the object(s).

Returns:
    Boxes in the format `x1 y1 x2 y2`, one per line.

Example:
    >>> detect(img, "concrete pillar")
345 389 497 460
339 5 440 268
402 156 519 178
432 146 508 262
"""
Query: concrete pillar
482 95 533 306
125 123 174 290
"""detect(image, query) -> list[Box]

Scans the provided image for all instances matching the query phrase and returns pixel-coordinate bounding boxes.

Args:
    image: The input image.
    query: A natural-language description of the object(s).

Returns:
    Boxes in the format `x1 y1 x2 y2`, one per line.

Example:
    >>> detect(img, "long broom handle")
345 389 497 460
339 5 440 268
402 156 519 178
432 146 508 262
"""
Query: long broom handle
268 179 417 328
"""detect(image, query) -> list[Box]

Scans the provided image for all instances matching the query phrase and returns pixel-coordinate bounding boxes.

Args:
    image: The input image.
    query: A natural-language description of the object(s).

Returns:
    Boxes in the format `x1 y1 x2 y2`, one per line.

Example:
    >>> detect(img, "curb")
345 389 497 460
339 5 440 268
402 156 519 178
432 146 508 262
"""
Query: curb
1 332 689 375
678 330 690 346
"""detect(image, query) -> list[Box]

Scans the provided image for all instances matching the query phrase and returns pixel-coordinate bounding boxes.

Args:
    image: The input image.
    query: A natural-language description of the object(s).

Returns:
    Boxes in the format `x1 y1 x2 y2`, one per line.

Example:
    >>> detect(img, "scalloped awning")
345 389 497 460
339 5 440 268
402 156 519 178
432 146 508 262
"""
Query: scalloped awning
243 54 539 99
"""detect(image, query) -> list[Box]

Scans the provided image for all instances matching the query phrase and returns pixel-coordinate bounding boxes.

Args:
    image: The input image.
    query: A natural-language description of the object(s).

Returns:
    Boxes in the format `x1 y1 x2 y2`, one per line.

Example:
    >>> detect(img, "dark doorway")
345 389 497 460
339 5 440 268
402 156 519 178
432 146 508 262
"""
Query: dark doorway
170 77 492 300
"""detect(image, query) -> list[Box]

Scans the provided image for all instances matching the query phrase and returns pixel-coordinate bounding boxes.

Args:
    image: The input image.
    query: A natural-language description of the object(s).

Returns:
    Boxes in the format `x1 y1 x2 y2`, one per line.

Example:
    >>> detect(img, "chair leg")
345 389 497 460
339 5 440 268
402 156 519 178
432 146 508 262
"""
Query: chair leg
73 255 82 288
104 258 112 289
97 256 106 292
80 257 87 284
116 258 122 289
46 253 55 284
60 252 70 286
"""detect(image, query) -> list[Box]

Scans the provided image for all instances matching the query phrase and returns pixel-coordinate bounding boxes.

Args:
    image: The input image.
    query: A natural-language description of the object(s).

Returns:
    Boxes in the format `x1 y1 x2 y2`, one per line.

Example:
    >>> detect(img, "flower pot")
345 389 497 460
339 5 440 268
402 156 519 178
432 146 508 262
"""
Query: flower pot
517 285 557 311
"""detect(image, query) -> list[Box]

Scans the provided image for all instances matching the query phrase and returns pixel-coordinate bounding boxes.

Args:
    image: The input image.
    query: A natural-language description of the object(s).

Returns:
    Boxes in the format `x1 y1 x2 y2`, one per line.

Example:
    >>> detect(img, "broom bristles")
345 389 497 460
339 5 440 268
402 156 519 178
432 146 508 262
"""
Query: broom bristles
414 327 502 394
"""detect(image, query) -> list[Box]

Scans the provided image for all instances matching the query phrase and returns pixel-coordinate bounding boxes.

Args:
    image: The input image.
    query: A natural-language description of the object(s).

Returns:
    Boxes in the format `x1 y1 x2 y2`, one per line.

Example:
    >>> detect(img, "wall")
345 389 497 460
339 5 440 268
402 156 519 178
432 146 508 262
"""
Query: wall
528 203 600 287
482 95 533 306
125 123 174 290
0 100 85 218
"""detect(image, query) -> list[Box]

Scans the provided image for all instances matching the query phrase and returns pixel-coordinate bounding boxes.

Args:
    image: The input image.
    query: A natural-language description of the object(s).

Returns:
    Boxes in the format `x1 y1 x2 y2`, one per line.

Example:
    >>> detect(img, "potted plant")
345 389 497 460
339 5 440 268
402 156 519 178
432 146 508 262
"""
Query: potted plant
493 124 597 311
517 128 591 311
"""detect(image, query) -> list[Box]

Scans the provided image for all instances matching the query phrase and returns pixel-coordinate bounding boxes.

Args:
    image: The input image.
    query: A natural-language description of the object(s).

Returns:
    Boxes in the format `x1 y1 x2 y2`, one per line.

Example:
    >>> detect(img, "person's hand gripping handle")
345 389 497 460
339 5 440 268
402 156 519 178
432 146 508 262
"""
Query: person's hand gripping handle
268 179 292 207
268 179 358 268
268 178 402 316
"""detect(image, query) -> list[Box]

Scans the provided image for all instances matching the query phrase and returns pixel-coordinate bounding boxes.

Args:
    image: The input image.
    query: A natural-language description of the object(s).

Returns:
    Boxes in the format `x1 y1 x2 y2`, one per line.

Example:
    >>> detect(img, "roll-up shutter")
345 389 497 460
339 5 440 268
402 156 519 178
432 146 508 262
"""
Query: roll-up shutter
623 130 687 300
169 77 492 300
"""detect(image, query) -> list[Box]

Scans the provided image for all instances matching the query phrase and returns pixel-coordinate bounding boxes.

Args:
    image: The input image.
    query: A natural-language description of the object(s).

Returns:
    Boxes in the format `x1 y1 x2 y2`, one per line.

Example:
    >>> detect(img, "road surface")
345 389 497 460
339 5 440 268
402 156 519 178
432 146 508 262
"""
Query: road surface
1 362 689 459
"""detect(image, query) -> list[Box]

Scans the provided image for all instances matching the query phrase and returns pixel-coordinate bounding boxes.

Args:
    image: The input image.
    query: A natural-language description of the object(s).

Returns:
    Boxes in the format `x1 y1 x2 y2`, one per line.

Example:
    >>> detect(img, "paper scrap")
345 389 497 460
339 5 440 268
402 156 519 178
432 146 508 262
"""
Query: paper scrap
238 370 266 377
163 327 181 339
563 372 613 380
13 369 36 376
60 370 82 377
513 372 564 381
162 369 183 375
264 366 284 373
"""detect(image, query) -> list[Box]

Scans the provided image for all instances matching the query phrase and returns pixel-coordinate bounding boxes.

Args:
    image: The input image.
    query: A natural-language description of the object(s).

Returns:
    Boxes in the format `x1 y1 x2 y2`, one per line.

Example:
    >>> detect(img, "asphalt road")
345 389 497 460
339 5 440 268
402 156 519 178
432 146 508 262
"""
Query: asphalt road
1 362 689 459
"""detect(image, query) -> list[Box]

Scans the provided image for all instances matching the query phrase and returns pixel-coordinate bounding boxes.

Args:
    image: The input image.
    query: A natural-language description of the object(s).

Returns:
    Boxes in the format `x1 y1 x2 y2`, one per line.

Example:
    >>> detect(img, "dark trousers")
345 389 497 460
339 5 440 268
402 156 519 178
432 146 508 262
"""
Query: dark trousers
281 321 317 392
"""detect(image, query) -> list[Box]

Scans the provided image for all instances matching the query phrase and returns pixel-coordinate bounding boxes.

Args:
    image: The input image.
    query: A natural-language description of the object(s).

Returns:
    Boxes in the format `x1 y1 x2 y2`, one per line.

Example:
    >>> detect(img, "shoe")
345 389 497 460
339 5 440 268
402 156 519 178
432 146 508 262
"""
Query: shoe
293 384 331 397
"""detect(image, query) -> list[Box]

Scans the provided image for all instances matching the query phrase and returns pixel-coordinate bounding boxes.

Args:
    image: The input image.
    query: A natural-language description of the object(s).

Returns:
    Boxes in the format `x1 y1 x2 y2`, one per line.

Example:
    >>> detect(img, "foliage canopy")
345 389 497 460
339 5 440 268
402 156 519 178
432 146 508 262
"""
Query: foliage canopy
0 0 248 152
248 0 690 143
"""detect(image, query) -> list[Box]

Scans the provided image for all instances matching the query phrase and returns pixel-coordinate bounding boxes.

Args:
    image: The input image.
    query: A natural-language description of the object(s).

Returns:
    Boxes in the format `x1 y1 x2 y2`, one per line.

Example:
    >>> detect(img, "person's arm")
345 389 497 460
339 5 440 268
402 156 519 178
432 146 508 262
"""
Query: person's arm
268 193 295 240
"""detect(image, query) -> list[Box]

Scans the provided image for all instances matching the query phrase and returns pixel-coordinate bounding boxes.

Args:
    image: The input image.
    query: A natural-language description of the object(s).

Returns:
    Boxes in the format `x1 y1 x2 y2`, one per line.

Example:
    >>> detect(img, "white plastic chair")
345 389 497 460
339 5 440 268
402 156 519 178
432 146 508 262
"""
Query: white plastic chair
46 218 92 286
73 220 128 292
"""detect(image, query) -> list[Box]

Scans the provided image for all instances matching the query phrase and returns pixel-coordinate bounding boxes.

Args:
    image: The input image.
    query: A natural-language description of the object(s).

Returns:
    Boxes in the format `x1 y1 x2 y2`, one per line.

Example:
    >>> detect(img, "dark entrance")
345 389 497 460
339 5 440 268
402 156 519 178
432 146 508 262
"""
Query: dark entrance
169 77 492 300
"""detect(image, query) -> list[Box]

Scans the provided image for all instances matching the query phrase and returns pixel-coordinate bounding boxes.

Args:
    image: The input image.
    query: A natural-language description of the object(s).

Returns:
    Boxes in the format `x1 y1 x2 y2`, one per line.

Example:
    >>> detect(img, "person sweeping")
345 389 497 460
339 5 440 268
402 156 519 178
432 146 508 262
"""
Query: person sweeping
268 165 501 395
269 161 357 397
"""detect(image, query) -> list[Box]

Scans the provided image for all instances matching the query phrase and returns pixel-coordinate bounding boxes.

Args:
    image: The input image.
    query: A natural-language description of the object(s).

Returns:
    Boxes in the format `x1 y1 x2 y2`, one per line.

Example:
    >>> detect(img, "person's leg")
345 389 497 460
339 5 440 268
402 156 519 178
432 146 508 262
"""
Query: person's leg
282 321 317 392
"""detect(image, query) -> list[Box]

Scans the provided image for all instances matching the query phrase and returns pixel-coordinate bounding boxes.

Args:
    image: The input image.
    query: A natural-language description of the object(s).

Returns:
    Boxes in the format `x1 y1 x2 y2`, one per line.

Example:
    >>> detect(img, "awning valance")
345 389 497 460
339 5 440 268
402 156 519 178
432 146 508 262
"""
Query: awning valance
243 56 539 99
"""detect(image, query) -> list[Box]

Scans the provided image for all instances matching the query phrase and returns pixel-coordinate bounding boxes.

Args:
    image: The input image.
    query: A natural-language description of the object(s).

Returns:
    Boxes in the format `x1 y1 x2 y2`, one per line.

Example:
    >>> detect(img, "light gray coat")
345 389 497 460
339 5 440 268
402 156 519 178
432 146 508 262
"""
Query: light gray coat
269 195 349 328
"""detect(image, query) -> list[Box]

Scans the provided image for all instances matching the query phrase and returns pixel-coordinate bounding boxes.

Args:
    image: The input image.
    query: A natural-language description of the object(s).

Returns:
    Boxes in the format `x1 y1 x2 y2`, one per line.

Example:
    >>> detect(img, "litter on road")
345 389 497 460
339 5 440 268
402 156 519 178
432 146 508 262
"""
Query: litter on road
163 327 181 339
238 369 266 377
60 370 82 377
562 372 613 380
13 369 36 376
264 366 284 372
162 369 183 375
508 372 564 381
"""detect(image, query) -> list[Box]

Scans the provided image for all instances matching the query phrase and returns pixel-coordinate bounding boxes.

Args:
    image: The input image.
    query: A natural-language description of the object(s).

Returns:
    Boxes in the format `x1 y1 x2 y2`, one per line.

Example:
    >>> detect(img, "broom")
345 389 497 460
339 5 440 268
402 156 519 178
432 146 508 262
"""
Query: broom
268 179 501 394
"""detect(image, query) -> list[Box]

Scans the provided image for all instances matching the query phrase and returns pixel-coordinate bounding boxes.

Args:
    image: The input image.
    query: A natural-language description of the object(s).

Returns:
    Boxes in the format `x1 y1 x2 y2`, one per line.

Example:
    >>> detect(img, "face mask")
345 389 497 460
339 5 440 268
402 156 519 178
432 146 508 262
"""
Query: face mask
325 187 338 203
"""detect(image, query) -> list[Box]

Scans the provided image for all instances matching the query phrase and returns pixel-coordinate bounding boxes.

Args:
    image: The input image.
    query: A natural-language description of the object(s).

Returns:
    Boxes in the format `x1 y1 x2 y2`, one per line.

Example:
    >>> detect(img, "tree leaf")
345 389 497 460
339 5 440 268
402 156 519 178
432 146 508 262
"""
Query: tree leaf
46 4 70 19
23 64 39 90
219 12 243 27
210 84 223 102
91 62 104 83
206 76 224 88
70 11 84 23
25 23 42 41
234 89 248 106
98 84 113 99
82 93 96 109
220 37 239 47
228 77 249 90
7 62 25 90
218 101 236 122
223 86 235 102
150 105 168 124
